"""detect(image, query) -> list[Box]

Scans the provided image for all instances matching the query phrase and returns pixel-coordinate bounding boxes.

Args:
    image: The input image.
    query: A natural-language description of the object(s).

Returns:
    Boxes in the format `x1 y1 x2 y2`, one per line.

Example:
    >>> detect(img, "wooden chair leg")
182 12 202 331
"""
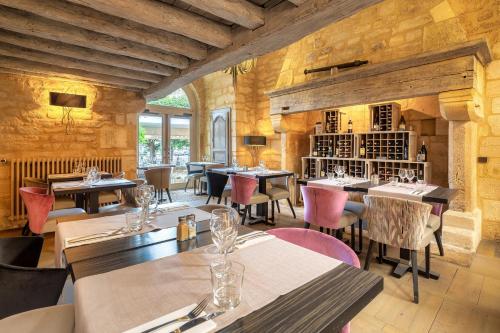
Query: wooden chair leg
377 243 383 263
358 219 363 252
241 206 249 225
184 179 189 192
248 206 252 219
271 200 275 222
276 200 281 213
364 240 375 270
411 250 419 304
319 226 324 233
224 197 227 205
21 221 30 236
335 229 343 240
166 189 172 203
304 222 311 229
425 244 431 279
434 231 444 256
287 198 296 218
206 195 212 204
217 196 222 204
326 228 331 235
350 224 356 251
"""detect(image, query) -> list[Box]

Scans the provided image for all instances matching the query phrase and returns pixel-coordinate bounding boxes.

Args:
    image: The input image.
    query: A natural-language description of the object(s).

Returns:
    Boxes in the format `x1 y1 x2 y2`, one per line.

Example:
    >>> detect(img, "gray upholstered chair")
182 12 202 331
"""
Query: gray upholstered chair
98 171 125 205
363 195 436 304
196 203 227 213
266 176 296 221
0 304 74 333
184 163 204 194
145 167 173 202
199 163 225 194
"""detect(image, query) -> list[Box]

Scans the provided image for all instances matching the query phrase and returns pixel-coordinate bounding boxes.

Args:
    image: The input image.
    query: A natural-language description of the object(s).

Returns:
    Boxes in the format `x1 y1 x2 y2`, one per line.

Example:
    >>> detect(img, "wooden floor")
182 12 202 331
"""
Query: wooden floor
1 189 499 333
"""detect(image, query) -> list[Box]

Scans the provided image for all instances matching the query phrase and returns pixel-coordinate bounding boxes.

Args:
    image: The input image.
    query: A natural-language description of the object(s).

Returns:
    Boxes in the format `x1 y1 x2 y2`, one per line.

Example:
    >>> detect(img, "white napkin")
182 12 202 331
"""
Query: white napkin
236 232 275 250
122 304 216 333
368 183 438 202
64 228 135 248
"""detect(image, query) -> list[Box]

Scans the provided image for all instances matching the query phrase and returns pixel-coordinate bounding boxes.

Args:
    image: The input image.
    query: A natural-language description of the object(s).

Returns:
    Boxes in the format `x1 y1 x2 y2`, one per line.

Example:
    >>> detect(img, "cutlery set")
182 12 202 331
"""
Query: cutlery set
67 227 126 244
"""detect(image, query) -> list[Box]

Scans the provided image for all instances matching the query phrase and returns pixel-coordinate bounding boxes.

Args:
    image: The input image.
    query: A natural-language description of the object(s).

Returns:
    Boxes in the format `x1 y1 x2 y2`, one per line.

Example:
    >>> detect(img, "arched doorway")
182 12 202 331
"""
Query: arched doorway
138 85 200 188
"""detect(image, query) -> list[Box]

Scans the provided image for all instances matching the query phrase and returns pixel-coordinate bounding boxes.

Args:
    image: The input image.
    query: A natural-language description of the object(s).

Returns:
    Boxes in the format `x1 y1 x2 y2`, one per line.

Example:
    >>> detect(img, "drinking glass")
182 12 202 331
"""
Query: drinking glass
211 260 244 310
406 169 415 184
125 212 142 232
416 179 427 192
389 176 399 186
327 172 335 181
258 160 266 171
210 208 239 262
231 158 239 169
398 168 407 184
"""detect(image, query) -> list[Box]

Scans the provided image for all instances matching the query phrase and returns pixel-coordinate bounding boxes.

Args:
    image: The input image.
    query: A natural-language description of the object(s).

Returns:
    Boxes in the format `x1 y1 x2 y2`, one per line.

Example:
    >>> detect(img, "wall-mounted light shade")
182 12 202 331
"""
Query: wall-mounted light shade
50 92 87 108
243 135 266 146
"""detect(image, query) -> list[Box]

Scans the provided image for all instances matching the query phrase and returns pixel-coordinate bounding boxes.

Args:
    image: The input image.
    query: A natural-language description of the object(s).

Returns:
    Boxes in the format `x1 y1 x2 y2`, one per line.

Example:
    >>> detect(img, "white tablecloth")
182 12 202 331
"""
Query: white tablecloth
52 178 132 190
73 237 342 333
307 178 369 191
54 207 211 267
368 183 438 201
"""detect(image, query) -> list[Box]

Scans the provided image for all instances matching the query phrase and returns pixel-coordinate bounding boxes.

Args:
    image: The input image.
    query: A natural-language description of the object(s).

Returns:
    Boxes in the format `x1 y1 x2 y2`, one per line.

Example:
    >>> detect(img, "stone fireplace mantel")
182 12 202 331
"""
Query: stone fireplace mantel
266 40 493 265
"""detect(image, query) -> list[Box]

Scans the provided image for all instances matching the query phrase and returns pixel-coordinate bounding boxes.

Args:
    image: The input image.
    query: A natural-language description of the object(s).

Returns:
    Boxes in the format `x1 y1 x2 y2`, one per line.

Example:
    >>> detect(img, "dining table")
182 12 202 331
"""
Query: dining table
47 171 112 187
52 178 137 214
304 177 458 279
211 168 294 224
60 210 384 333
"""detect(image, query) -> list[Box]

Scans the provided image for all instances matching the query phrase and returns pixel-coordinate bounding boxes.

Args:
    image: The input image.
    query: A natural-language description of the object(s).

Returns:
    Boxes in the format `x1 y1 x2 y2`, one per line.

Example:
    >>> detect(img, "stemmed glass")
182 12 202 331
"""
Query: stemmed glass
406 169 415 184
398 168 407 185
210 208 239 263
258 160 266 171
231 157 239 169
135 185 154 224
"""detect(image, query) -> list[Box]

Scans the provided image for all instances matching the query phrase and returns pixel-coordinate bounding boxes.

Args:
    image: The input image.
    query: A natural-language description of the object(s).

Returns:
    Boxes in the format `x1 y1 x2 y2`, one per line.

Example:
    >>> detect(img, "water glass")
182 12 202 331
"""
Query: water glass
327 172 335 181
211 260 244 310
125 212 142 232
389 176 399 186
210 208 239 261
407 169 415 184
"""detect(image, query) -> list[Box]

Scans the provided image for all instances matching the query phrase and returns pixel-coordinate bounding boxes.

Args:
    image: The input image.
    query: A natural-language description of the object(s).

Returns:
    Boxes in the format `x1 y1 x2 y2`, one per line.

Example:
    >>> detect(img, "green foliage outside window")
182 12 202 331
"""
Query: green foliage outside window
138 126 147 144
148 89 190 108
170 138 190 151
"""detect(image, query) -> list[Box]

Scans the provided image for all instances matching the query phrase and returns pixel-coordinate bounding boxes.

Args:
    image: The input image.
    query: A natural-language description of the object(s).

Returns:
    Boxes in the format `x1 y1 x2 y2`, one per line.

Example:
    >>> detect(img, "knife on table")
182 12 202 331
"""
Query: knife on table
170 312 224 333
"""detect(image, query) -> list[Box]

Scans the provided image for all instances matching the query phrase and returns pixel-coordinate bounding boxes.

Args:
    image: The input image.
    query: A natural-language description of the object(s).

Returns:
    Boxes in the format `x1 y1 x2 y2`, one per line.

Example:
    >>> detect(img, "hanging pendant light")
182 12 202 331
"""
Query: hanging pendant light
223 58 257 87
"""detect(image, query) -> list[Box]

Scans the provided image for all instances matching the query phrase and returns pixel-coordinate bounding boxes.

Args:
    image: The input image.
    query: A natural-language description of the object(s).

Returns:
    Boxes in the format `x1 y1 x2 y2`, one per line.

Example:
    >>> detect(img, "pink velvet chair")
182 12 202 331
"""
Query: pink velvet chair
301 186 358 249
229 174 269 225
268 227 359 333
20 187 86 235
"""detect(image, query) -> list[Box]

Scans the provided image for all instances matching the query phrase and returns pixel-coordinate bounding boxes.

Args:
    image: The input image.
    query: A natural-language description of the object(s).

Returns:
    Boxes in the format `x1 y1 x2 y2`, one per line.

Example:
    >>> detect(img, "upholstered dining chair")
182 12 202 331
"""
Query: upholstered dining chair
121 179 146 207
145 167 173 202
98 171 125 206
300 186 358 250
19 187 86 235
205 171 231 205
230 174 270 225
363 195 435 304
0 236 44 268
0 304 74 333
197 203 228 213
184 163 204 194
0 263 67 319
23 177 75 210
267 176 296 221
267 228 359 333
199 163 225 194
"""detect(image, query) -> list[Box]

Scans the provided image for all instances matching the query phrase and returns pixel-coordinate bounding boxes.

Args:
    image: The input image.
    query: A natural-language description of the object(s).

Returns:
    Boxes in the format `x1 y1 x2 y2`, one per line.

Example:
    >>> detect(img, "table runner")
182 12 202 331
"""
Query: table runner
307 178 368 191
54 207 211 267
368 183 438 201
73 237 342 333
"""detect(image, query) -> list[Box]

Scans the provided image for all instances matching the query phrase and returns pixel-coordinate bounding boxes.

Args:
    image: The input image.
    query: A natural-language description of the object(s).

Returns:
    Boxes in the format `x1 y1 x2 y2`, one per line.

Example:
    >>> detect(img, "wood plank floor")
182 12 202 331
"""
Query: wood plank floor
2 189 499 333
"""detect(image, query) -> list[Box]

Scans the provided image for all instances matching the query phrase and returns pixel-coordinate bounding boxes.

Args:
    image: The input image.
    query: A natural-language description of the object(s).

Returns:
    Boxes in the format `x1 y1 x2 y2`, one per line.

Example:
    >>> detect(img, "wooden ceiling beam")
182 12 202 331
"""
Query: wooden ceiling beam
0 42 164 83
0 56 151 89
0 30 177 76
146 0 383 100
0 0 207 60
181 0 264 29
67 0 232 48
0 7 189 69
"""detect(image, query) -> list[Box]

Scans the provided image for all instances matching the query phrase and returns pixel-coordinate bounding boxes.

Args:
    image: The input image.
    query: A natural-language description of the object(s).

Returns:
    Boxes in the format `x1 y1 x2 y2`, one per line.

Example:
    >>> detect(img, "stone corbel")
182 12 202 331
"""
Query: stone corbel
270 114 285 133
439 89 483 122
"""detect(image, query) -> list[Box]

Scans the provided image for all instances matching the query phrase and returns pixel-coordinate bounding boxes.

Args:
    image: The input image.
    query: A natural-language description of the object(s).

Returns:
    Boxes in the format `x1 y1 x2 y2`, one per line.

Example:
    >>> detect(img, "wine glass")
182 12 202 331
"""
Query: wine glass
406 169 415 184
398 168 407 185
258 160 266 171
210 208 239 263
231 157 239 169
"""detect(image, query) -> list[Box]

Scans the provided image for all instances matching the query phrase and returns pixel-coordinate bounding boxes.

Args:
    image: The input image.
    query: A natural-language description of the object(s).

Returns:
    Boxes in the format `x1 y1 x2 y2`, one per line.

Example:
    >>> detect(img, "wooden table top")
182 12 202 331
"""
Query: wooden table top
52 179 136 195
64 219 383 332
137 164 175 170
211 168 294 180
298 178 457 204
47 172 112 183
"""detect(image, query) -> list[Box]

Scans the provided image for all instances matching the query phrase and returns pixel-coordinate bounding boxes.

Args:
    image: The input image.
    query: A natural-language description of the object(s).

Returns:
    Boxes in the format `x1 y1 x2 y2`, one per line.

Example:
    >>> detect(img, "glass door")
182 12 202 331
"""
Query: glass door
168 116 191 185
138 113 163 168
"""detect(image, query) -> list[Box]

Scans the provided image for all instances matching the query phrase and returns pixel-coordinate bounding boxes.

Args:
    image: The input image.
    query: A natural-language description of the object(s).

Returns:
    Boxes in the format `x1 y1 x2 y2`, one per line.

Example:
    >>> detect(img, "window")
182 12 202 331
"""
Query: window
148 88 190 109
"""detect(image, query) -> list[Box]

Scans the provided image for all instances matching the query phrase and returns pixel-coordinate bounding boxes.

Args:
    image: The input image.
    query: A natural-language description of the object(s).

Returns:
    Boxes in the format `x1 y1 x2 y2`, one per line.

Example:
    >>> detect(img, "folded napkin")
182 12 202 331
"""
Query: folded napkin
236 232 275 250
159 202 192 212
123 304 216 333
368 183 438 202
64 228 133 248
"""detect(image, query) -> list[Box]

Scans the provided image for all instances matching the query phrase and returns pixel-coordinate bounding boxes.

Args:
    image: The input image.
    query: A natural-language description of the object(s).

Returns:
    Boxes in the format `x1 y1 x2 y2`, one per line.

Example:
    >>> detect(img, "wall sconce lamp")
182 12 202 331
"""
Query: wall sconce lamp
49 92 87 134
243 135 266 166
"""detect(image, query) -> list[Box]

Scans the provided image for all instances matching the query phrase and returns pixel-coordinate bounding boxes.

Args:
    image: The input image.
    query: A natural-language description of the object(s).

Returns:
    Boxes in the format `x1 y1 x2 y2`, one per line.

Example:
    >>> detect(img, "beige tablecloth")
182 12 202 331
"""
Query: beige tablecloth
307 178 369 191
368 183 438 201
74 237 342 333
54 207 212 267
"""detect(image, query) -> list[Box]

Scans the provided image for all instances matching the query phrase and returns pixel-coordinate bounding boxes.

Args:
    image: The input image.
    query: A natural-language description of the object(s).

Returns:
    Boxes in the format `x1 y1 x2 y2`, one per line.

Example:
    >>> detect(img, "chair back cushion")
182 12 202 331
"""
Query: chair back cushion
19 187 55 234
186 163 203 174
230 175 257 205
267 228 360 268
363 195 432 250
206 172 229 197
0 237 43 268
23 178 48 190
145 167 171 189
300 186 348 229
0 264 67 319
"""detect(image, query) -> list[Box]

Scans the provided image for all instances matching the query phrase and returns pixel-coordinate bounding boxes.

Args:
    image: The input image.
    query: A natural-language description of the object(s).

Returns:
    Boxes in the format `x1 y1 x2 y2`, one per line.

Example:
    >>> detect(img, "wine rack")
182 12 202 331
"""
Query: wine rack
369 103 401 131
323 109 341 133
321 158 367 178
357 131 417 161
369 161 431 182
301 157 319 179
310 133 355 158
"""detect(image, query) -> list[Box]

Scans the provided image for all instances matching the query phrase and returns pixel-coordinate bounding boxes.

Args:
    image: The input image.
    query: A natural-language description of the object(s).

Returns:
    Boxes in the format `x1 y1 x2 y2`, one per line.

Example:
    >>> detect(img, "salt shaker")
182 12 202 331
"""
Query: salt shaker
177 216 189 241
186 214 197 239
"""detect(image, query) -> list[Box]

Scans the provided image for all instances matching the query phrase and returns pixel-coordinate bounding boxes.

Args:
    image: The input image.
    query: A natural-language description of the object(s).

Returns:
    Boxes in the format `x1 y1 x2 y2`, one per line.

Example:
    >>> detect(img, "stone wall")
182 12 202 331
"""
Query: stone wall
0 73 145 229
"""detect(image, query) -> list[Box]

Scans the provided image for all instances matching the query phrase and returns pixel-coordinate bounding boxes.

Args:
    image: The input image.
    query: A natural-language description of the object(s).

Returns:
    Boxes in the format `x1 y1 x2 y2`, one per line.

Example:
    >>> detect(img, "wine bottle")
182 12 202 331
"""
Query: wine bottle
359 139 366 158
404 139 409 160
328 140 333 157
335 145 339 157
373 112 380 131
320 165 326 177
420 141 427 162
399 115 406 131
348 119 353 133
304 166 309 179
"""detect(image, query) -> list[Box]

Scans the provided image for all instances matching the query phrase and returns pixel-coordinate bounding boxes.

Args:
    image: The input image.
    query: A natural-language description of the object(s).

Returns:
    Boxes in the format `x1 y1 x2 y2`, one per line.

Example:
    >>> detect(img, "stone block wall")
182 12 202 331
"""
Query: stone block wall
0 73 145 229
